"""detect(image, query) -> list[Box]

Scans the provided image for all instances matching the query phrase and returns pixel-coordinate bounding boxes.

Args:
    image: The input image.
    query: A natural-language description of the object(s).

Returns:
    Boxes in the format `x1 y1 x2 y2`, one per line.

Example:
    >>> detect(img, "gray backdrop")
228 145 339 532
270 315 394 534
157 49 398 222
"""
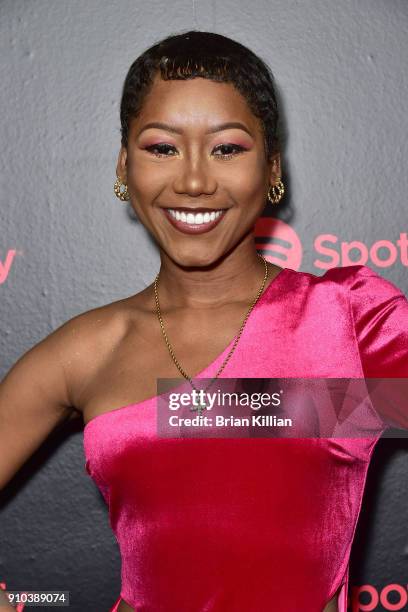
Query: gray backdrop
1 1 407 610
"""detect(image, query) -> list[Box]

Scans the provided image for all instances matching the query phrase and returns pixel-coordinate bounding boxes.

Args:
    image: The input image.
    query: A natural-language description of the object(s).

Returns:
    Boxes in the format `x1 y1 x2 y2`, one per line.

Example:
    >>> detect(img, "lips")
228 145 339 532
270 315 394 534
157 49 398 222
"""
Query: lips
161 207 228 235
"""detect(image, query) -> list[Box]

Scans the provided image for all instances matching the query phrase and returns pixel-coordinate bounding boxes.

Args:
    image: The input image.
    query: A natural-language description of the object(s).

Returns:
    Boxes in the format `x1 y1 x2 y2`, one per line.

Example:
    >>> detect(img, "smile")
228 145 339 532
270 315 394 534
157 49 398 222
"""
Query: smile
162 208 228 235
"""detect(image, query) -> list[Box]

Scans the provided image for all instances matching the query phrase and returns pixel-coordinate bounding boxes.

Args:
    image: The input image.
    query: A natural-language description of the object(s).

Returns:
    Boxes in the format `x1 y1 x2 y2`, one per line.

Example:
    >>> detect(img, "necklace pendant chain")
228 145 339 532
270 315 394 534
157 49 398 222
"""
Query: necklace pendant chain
190 402 208 416
154 254 269 409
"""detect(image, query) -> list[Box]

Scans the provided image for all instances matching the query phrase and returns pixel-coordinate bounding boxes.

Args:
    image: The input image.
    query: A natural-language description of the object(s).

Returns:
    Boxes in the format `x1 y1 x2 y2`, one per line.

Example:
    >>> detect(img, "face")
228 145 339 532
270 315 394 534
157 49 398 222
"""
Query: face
116 72 281 268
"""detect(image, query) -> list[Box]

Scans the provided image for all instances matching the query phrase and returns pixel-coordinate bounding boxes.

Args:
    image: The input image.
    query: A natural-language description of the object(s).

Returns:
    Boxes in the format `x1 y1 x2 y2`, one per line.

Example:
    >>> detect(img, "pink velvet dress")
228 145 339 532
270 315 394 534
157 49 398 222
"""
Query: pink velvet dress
83 264 408 612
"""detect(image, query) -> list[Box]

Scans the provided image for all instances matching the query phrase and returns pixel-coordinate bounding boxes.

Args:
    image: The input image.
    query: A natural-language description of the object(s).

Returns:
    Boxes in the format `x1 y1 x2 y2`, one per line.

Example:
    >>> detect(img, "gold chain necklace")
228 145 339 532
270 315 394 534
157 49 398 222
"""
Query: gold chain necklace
153 253 269 413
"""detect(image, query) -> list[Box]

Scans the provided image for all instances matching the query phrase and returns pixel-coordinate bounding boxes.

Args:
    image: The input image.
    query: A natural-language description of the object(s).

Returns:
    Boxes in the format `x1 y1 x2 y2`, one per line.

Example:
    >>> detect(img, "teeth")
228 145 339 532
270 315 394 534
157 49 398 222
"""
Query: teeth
167 209 223 225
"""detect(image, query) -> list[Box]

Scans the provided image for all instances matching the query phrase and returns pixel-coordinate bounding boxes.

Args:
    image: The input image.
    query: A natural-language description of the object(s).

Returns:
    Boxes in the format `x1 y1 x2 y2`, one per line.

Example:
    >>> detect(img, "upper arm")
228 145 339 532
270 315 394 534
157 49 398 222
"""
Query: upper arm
0 297 128 490
0 319 80 490
349 265 408 377
348 264 408 429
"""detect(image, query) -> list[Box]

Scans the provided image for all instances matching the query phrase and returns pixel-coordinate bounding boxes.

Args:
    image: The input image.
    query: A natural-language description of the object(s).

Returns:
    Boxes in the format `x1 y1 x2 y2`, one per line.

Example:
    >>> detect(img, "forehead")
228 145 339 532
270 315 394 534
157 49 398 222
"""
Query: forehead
133 73 262 134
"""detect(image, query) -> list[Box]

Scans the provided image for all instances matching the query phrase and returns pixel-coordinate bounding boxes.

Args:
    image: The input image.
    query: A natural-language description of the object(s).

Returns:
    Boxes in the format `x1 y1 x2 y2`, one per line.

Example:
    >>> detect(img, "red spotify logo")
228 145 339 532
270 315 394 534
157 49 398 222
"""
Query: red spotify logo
350 583 408 611
254 217 303 269
314 233 408 270
0 249 18 284
254 217 408 271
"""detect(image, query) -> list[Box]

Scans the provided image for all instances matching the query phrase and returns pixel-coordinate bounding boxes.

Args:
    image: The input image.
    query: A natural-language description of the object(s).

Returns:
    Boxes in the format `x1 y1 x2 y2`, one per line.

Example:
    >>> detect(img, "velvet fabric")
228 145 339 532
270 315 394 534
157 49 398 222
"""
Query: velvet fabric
83 264 408 612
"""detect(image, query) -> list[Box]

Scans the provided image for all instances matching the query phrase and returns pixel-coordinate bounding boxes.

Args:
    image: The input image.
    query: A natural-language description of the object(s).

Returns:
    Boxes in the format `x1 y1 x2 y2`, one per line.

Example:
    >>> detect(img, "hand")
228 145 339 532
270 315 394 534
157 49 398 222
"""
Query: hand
0 589 16 611
0 602 16 611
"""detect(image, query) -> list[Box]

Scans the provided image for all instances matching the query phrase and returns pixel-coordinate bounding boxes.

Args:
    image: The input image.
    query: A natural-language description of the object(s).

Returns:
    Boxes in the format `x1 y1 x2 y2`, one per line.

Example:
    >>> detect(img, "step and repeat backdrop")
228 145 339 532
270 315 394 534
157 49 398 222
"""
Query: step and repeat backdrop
1 1 407 610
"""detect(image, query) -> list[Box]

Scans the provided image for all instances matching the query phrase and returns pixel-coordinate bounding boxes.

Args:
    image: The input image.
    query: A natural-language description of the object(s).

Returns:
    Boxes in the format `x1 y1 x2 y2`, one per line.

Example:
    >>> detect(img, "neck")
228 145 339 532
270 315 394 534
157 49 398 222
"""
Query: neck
154 240 271 311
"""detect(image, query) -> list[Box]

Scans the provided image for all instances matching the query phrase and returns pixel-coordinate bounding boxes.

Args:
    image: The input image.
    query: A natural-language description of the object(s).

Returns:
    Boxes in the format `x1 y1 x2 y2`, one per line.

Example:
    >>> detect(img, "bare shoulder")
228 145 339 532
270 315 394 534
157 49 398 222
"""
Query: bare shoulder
57 287 153 418
0 291 150 490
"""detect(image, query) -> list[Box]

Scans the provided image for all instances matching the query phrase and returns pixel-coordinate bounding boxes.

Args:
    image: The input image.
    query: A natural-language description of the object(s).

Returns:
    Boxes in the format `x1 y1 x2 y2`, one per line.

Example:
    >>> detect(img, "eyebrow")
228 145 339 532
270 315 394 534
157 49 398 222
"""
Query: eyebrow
137 121 254 138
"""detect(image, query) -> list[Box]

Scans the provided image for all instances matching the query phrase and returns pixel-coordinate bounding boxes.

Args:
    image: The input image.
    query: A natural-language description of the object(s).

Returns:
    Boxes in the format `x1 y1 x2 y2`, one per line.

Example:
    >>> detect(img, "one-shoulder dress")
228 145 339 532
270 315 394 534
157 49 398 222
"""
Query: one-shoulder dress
83 264 408 612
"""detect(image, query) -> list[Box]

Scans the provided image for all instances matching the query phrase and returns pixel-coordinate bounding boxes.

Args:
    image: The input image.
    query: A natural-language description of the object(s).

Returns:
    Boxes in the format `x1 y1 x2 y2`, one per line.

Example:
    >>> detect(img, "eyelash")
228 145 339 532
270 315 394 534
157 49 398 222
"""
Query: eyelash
144 143 247 160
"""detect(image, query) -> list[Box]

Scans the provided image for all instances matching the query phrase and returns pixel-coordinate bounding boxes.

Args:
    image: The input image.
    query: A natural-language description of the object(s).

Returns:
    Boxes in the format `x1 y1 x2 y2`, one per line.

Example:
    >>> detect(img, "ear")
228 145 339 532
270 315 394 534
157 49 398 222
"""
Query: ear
116 146 128 183
267 150 281 186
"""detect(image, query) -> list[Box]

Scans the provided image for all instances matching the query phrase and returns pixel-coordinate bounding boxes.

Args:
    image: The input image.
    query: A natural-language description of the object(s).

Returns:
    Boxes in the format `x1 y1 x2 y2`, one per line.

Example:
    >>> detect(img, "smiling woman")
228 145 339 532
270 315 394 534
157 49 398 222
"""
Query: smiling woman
1 28 407 612
115 57 281 267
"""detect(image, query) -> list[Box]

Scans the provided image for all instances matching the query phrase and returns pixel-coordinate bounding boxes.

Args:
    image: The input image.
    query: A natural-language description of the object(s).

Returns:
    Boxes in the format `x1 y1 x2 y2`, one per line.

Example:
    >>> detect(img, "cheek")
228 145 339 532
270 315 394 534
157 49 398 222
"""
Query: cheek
225 165 266 201
129 165 167 201
126 150 168 196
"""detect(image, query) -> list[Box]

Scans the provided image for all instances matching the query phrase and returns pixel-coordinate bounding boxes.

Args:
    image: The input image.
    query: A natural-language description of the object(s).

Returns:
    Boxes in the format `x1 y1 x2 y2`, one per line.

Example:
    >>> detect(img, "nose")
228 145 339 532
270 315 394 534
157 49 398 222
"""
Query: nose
172 152 217 197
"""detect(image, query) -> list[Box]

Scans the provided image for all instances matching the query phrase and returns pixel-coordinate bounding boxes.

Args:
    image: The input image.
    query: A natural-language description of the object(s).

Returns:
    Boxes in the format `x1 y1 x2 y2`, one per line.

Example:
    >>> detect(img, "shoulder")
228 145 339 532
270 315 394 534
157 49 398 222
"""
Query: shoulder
283 265 407 326
60 284 153 345
52 289 152 414
307 264 406 300
318 264 408 344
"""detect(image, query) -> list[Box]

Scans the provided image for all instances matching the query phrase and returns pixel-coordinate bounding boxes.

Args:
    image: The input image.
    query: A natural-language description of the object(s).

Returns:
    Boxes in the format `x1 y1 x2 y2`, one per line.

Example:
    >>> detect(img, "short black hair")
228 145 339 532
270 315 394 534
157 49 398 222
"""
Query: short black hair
119 30 280 160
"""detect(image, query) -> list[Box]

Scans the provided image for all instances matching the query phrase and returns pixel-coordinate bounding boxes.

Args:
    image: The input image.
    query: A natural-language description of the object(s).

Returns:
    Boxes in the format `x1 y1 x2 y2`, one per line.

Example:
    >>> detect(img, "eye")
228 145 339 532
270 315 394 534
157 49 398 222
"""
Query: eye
144 142 247 159
145 143 177 157
212 143 246 159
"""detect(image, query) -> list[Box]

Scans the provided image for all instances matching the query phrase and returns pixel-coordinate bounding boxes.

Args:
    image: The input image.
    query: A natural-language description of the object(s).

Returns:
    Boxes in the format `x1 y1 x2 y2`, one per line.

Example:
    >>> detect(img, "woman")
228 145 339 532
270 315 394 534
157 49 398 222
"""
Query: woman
1 30 407 612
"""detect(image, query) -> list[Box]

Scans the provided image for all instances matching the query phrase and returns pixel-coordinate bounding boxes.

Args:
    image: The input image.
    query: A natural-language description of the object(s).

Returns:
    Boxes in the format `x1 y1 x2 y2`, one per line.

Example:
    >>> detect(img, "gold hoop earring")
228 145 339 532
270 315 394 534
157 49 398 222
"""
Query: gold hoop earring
114 175 130 201
267 178 285 205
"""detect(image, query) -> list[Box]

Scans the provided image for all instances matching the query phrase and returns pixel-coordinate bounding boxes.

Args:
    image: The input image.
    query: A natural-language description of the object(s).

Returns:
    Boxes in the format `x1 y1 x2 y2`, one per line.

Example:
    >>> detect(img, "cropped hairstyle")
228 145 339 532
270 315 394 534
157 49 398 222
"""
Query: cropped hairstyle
119 30 280 160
